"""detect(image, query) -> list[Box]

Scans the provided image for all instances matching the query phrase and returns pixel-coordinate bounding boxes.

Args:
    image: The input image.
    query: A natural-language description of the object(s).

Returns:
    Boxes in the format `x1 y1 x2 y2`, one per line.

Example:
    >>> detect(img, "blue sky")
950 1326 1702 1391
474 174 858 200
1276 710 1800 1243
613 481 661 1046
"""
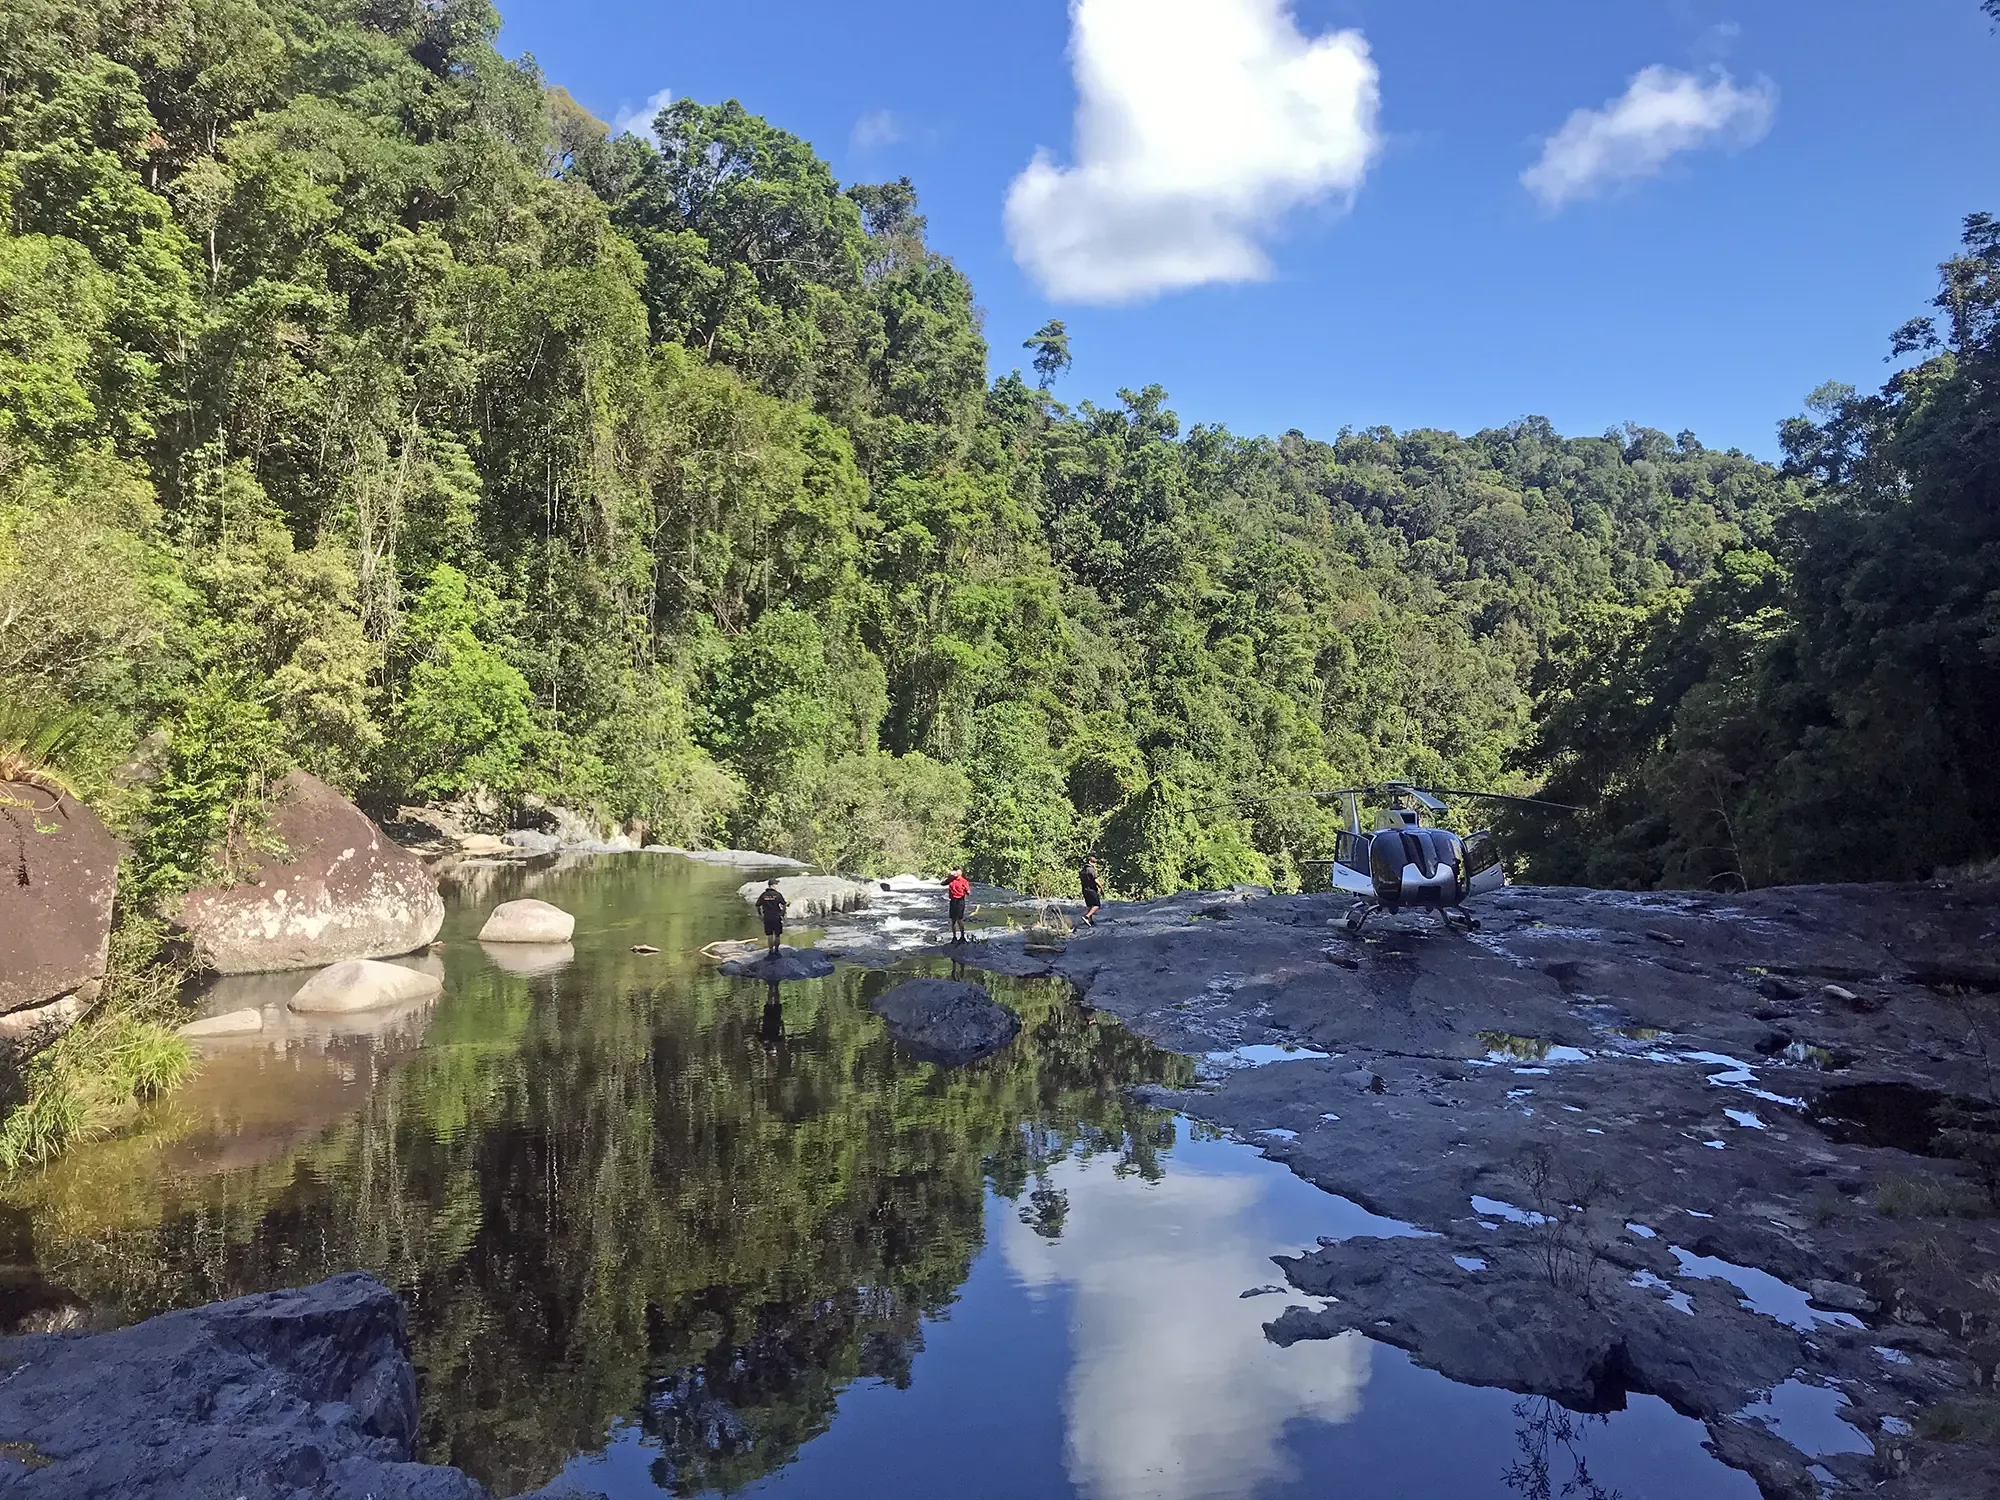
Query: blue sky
496 1 2000 458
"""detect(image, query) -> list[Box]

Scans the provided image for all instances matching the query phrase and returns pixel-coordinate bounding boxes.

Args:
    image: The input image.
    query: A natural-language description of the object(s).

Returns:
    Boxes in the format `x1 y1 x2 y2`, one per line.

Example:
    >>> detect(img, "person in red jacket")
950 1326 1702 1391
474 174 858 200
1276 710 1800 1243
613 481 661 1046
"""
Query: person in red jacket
944 867 971 944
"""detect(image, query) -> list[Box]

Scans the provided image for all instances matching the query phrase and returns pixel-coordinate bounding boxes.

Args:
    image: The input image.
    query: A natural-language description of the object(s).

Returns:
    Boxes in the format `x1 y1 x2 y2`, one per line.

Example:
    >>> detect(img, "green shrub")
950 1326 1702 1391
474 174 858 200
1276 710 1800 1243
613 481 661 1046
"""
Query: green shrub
961 703 1075 894
128 672 287 908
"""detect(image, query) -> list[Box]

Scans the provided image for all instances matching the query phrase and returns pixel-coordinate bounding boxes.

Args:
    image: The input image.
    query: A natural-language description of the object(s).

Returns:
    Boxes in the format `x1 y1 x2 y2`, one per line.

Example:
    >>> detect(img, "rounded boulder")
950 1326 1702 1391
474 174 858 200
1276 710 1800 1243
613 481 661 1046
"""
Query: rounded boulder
289 960 444 1015
478 899 576 944
868 978 1020 1066
734 875 873 919
172 772 444 975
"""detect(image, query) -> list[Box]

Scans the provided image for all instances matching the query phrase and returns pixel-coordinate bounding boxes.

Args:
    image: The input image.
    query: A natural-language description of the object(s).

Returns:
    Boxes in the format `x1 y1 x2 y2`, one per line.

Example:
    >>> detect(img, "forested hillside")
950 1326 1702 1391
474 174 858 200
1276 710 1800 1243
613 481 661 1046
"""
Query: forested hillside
1512 216 2000 892
0 0 1820 921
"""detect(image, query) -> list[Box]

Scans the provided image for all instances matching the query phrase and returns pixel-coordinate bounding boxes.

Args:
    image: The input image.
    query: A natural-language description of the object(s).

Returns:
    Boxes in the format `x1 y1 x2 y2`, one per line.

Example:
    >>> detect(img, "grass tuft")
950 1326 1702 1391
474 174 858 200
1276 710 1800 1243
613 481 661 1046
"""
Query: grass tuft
0 1013 193 1172
1876 1173 1995 1219
0 909 197 1174
1917 1398 2000 1444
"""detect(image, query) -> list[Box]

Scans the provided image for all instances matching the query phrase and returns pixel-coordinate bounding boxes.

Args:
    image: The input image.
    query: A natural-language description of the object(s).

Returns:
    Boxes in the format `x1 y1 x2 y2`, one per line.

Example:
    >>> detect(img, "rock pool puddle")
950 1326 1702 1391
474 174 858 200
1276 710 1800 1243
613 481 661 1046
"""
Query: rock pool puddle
1667 1248 1865 1333
1203 1042 1334 1071
4 856 1759 1499
1736 1380 1872 1458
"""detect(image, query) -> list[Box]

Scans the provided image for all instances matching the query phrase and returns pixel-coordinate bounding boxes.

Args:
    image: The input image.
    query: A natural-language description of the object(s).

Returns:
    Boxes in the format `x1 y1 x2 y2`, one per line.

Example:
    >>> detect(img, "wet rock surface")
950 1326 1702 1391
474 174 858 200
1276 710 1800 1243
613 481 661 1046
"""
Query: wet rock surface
719 946 836 980
173 772 445 974
914 881 2000 1500
0 782 118 1025
868 978 1021 1066
0 1272 588 1499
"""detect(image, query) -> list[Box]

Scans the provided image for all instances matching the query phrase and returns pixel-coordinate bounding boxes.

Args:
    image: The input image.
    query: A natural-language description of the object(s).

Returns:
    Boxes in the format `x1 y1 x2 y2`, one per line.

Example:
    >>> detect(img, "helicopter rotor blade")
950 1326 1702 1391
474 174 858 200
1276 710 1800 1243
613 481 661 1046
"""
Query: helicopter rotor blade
1418 786 1586 813
1193 784 1585 816
1190 788 1375 814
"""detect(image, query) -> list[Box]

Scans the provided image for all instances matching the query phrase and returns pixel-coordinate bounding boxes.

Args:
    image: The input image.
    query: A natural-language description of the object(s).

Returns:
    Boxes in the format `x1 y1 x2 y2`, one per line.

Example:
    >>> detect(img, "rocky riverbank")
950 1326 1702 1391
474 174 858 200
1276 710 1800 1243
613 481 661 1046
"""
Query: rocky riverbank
880 879 2000 1500
0 1273 591 1499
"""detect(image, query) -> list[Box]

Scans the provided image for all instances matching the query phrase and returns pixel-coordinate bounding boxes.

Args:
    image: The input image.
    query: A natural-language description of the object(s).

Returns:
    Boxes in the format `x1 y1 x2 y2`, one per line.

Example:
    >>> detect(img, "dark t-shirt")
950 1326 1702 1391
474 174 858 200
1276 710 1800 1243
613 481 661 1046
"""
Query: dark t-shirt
756 889 787 931
1080 867 1102 901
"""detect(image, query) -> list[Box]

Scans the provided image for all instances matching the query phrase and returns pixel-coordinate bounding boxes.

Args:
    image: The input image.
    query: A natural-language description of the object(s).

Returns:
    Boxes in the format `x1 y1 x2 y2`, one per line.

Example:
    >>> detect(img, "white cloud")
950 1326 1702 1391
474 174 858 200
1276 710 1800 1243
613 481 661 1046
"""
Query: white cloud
850 109 904 151
610 86 674 142
1004 0 1381 305
1522 66 1776 211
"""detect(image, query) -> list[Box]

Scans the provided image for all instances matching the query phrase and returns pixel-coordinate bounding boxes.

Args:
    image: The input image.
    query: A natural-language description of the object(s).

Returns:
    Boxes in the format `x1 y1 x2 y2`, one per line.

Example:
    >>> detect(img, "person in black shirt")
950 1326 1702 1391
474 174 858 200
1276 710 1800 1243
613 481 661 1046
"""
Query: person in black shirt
755 879 788 955
1080 856 1103 926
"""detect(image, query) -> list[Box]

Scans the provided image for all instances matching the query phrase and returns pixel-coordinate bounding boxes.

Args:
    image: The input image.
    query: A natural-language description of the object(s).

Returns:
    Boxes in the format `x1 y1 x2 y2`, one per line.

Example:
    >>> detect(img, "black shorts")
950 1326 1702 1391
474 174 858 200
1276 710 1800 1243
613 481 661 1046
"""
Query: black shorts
949 897 967 920
1082 884 1101 905
762 916 784 936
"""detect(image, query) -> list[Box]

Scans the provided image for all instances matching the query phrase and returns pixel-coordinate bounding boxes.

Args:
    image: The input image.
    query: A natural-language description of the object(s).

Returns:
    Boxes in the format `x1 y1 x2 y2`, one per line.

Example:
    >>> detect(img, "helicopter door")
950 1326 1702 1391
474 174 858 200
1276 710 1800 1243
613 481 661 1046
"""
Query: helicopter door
1462 831 1505 896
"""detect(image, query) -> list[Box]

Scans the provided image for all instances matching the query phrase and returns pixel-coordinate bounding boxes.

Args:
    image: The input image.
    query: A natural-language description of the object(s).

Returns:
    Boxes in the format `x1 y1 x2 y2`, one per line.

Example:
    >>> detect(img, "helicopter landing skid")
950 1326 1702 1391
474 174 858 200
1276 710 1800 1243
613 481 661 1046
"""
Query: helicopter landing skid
1344 901 1479 935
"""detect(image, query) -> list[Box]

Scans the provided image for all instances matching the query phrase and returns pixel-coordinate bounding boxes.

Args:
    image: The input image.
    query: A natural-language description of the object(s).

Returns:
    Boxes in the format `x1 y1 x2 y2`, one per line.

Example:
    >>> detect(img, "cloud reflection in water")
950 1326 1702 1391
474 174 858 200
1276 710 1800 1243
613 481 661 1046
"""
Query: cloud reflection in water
1002 1153 1371 1500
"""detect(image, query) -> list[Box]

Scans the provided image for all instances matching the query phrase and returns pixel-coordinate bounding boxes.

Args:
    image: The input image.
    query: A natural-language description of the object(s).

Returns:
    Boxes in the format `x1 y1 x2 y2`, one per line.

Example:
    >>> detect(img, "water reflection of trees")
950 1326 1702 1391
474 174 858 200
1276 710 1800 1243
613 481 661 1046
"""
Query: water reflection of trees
5 933 1193 1497
1503 1398 1624 1500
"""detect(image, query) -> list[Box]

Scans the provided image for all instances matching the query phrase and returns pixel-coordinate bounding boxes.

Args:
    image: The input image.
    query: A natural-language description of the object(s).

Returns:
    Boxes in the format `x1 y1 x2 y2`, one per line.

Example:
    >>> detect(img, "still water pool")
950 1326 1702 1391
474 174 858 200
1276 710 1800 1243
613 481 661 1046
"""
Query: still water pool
3 856 1756 1500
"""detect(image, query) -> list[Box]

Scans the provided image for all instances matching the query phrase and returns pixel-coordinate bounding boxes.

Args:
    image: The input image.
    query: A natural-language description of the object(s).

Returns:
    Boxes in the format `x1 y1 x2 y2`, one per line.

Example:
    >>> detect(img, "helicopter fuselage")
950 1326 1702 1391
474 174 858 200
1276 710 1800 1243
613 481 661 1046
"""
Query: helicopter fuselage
1312 796 1507 930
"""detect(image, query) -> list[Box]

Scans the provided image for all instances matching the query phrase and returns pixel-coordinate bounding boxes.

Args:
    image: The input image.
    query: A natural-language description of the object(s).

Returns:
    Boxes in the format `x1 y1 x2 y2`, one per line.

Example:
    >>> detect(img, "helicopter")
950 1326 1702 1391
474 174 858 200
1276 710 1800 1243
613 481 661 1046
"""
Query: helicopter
1216 781 1580 934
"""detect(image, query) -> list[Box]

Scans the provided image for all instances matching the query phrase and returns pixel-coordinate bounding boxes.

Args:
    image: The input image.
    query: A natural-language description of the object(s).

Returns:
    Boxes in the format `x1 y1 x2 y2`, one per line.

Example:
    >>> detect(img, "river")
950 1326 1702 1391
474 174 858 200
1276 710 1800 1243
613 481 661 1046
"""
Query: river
1 854 1758 1499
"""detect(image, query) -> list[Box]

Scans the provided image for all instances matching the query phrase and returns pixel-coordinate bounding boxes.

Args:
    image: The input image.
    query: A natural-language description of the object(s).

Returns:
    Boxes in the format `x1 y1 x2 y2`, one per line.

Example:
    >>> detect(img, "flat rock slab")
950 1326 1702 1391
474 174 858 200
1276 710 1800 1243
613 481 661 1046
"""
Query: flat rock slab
936 879 2000 1499
684 848 808 869
291 960 443 1015
0 1274 594 1500
478 899 575 943
720 947 835 980
737 876 873 919
177 1007 264 1039
172 772 444 974
868 979 1020 1066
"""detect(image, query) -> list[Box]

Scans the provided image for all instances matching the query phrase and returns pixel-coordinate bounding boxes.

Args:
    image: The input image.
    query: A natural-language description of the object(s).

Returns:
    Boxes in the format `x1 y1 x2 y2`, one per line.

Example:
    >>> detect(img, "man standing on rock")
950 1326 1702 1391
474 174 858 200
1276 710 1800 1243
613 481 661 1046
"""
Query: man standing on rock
756 879 788 956
1080 855 1104 926
945 867 971 944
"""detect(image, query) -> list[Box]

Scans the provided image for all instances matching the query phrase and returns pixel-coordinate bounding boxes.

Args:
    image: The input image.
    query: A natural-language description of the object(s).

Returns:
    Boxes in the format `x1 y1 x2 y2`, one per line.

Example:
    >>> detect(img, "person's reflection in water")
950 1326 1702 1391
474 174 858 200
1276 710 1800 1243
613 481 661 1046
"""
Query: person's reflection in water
759 980 786 1058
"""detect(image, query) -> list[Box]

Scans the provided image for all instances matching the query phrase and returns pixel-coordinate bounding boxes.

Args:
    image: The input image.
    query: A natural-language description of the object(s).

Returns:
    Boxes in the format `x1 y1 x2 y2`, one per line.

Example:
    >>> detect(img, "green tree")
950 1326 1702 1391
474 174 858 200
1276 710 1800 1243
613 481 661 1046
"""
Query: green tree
388 564 535 799
1024 318 1071 389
